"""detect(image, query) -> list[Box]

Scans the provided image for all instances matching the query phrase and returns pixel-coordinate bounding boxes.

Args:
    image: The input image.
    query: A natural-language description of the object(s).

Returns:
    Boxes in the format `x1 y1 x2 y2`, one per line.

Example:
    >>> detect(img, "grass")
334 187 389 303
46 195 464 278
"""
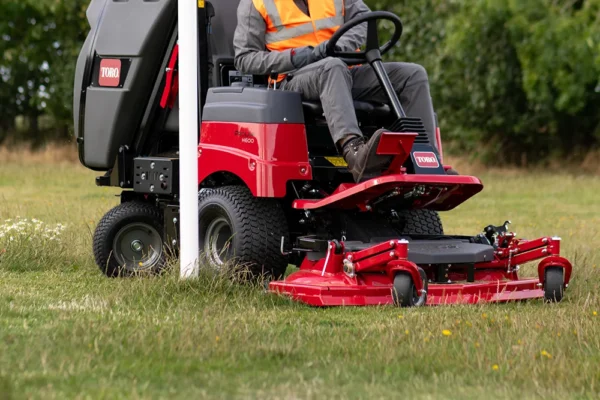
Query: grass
0 156 599 399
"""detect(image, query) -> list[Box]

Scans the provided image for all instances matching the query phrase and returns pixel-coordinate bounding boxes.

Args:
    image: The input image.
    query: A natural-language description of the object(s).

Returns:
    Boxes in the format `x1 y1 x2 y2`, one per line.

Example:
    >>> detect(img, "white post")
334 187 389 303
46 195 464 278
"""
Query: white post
178 0 200 278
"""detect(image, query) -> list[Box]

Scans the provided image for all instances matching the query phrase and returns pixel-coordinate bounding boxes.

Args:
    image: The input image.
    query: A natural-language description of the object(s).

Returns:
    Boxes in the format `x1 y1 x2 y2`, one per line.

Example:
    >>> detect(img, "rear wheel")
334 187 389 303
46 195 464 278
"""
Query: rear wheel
544 267 565 303
198 186 289 280
395 209 444 235
93 202 166 277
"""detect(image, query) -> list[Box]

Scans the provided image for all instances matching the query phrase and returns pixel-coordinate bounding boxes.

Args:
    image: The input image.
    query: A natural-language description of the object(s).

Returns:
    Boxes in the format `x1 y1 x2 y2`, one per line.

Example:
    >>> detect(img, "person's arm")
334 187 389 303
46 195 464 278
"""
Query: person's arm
336 0 370 52
233 0 295 75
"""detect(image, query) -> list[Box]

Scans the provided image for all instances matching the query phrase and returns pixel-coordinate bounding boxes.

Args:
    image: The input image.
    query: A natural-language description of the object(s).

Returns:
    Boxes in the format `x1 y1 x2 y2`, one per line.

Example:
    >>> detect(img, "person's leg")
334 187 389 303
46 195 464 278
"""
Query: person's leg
281 57 360 145
350 62 438 150
281 57 393 182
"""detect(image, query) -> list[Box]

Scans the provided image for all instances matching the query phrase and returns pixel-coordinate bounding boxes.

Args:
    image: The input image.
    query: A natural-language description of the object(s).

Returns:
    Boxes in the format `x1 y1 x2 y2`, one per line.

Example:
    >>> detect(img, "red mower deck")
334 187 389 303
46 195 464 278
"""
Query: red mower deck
270 236 572 307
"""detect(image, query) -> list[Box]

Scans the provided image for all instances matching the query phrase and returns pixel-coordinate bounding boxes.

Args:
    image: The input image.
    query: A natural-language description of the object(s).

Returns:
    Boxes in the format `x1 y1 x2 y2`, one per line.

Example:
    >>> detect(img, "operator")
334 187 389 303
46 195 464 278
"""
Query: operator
233 0 440 183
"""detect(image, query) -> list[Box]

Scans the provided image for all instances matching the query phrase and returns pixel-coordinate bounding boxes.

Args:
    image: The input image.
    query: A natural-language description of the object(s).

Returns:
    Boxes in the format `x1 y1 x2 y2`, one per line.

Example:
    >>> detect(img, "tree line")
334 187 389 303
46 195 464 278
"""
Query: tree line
1 0 598 162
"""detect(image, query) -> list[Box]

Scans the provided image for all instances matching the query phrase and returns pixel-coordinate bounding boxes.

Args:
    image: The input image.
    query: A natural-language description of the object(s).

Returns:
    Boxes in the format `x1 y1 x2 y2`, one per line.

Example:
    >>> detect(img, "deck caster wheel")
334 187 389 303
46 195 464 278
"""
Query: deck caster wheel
392 267 428 307
93 202 166 277
544 267 565 303
198 186 289 280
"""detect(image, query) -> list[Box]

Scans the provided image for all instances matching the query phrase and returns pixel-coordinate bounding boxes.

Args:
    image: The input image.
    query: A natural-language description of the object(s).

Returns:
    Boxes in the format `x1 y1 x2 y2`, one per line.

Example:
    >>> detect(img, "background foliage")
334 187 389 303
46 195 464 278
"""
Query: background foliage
1 0 599 162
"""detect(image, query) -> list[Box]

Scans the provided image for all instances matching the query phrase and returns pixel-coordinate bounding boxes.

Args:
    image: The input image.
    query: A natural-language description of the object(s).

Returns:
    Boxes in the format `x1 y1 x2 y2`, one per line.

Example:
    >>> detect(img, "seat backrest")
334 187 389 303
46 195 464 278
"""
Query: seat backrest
208 0 242 85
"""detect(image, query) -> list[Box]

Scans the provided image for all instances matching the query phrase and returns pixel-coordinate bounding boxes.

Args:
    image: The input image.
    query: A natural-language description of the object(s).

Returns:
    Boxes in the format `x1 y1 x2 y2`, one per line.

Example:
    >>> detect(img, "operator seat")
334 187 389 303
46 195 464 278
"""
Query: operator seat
208 0 392 122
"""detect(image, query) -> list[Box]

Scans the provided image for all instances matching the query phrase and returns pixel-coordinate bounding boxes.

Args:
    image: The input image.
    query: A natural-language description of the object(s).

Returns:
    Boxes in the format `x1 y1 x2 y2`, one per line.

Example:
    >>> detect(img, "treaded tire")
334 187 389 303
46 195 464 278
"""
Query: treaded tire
93 202 166 277
544 267 565 303
395 209 444 235
197 186 289 280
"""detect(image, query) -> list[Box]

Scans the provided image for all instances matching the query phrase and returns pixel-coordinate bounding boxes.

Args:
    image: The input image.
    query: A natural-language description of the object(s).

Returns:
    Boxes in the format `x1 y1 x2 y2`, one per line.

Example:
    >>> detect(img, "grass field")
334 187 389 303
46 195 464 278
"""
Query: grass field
0 156 599 399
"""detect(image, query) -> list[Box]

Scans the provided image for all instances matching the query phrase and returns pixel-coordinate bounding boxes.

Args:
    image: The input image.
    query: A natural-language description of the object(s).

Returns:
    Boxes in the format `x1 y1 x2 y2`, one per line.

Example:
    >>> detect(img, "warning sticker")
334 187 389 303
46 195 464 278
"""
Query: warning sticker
325 157 348 167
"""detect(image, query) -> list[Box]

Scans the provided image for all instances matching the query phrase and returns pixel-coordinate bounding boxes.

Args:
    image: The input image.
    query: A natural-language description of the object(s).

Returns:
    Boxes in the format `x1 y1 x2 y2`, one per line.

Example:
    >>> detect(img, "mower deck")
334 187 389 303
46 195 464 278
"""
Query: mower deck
269 234 572 307
270 272 545 306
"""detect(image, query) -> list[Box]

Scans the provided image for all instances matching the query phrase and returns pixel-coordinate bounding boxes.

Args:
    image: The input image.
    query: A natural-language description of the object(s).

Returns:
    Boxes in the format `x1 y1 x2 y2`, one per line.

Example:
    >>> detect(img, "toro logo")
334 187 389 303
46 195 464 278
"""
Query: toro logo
413 152 439 168
98 59 121 87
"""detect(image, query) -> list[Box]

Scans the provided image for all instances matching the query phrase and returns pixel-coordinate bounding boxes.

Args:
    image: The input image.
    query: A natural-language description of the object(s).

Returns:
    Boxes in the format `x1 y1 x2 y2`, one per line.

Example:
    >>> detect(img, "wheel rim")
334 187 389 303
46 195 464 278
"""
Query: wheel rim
204 217 233 267
112 223 163 271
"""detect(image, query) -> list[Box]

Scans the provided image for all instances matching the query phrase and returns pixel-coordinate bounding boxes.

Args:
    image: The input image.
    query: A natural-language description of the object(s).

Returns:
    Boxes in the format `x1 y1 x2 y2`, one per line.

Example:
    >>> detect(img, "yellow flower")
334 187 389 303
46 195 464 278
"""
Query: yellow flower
482 313 488 319
540 350 552 359
216 336 220 342
138 262 143 267
405 330 409 335
557 333 561 337
573 330 578 336
398 315 404 319
593 311 598 316
475 342 480 348
465 321 472 327
492 364 499 371
517 340 522 345
442 330 452 336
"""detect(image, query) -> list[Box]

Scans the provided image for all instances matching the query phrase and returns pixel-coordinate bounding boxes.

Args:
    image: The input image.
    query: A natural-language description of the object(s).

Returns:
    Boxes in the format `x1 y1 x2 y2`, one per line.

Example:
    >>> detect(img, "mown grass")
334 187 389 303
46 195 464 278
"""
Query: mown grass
0 159 599 399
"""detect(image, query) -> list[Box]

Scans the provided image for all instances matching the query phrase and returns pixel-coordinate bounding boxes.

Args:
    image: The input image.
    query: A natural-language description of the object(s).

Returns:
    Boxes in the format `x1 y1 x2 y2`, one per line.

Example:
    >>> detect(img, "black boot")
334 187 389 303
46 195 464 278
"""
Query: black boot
342 129 393 183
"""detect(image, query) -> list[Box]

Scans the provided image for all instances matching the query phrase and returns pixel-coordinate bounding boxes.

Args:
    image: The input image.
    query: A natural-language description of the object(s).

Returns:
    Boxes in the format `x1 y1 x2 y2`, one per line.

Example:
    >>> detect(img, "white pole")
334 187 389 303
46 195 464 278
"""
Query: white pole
178 0 200 278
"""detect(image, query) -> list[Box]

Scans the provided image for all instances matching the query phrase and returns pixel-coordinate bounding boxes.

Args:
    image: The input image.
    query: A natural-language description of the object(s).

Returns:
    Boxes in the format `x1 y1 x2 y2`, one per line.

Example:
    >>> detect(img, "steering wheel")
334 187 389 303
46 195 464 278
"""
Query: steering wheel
326 11 403 66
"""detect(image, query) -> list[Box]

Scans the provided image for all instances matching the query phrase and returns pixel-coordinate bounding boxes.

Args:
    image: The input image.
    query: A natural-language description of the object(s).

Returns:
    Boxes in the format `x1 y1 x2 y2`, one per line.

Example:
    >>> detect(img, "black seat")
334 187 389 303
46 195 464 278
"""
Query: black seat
302 100 391 119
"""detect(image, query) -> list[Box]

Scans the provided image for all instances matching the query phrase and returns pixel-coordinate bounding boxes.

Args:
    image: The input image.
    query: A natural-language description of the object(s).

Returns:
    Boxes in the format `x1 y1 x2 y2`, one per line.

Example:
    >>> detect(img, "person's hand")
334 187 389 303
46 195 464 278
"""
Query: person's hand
291 46 317 69
313 41 330 60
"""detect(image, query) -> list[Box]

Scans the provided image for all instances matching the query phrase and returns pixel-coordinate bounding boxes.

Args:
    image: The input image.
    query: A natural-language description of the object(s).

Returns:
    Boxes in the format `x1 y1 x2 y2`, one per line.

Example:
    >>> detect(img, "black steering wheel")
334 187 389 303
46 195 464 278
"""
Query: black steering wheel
326 11 403 66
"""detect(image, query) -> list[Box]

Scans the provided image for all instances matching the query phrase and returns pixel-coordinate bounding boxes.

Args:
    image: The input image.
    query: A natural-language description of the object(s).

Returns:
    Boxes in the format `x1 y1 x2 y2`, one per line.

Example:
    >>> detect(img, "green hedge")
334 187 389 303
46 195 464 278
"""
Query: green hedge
372 0 600 163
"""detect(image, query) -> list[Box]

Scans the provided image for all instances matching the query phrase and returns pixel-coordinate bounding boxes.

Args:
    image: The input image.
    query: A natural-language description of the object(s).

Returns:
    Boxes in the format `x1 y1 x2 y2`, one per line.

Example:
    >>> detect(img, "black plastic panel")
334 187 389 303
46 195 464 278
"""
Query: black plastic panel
202 87 305 124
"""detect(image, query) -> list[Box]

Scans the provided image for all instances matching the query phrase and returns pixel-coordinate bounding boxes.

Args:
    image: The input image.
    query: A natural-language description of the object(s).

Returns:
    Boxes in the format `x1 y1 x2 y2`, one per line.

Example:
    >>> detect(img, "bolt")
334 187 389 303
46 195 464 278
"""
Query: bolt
389 241 396 247
173 218 178 224
542 238 548 244
365 205 372 211
389 251 396 258
141 173 147 180
347 255 353 261
299 219 306 225
542 249 548 254
172 239 177 247
150 185 155 192
150 162 156 169
159 174 165 182
120 181 124 187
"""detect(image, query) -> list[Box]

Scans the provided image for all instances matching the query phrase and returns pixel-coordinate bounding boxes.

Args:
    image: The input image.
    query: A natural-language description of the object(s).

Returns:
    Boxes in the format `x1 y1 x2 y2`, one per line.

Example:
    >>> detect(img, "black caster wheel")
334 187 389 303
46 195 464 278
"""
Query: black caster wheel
392 267 428 307
544 267 565 303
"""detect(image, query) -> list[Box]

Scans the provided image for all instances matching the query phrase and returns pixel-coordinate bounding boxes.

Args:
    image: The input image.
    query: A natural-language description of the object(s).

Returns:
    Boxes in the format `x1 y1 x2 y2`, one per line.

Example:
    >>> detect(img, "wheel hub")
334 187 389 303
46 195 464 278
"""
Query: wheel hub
130 240 144 253
113 223 163 271
204 217 233 267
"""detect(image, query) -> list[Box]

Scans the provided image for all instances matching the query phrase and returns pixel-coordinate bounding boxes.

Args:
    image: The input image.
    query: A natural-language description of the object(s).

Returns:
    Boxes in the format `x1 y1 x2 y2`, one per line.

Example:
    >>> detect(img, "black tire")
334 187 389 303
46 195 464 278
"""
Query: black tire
392 268 428 307
395 209 444 235
197 186 289 280
93 202 166 277
544 267 565 303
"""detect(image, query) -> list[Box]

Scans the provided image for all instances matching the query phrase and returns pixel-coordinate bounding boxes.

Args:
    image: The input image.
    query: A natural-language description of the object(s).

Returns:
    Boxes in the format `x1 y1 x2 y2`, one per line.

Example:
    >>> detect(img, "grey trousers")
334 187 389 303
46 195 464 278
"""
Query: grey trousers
280 58 437 148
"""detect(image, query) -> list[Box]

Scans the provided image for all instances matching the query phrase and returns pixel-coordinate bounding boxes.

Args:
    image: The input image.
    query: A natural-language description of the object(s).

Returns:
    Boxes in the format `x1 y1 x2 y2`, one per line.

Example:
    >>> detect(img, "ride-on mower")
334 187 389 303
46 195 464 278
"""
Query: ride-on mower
75 0 573 306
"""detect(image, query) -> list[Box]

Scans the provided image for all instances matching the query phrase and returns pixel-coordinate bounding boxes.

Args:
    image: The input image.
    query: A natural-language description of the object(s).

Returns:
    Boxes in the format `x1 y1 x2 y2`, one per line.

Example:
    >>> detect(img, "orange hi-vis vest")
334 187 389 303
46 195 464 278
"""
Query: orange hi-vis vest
253 0 345 82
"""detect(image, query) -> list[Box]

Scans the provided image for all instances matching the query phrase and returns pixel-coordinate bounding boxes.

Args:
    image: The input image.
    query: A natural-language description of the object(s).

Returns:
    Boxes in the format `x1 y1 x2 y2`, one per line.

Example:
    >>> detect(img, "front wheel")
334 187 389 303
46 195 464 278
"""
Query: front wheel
197 186 289 280
93 202 166 277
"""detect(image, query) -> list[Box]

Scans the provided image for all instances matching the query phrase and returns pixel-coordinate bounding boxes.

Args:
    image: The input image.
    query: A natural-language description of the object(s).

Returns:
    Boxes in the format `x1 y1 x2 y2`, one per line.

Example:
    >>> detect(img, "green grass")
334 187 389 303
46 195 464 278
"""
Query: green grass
1 161 599 399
